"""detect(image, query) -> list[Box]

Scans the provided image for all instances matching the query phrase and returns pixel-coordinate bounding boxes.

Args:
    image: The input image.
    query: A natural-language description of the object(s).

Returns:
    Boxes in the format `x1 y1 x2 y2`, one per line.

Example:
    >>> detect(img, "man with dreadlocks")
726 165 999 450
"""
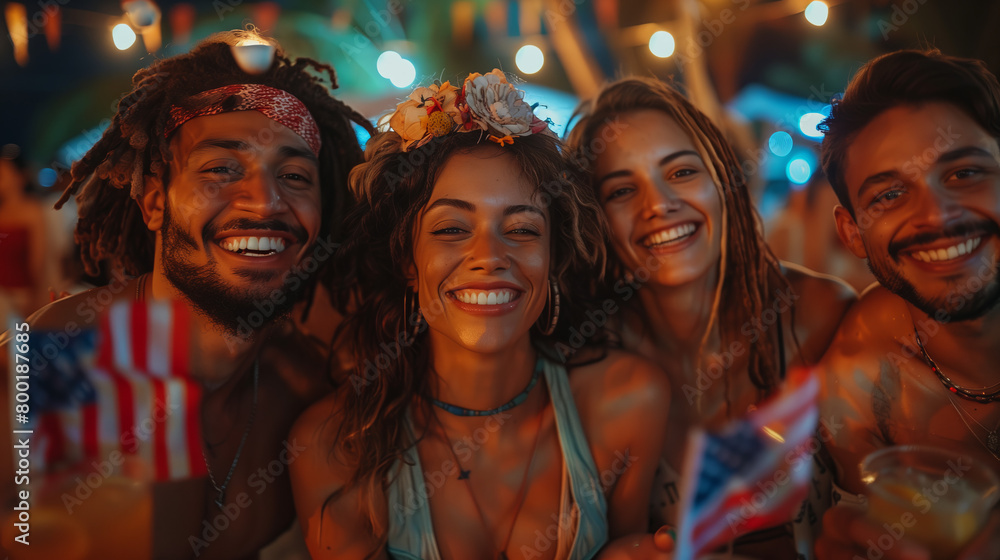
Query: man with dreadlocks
0 30 370 558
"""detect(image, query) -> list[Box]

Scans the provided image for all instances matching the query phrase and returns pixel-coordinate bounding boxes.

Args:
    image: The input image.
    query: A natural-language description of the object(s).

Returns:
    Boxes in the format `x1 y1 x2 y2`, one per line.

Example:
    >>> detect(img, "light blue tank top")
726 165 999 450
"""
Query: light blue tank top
385 356 608 560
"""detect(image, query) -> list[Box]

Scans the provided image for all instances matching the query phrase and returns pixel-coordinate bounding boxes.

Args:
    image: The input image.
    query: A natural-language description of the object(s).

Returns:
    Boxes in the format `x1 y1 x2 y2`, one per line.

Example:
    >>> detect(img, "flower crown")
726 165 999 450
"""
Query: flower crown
388 69 551 151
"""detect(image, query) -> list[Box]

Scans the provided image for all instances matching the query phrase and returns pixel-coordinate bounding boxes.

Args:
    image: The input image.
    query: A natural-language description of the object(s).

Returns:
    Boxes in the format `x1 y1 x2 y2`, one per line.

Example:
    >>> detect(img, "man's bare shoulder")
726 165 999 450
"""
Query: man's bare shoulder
26 282 133 332
825 283 910 361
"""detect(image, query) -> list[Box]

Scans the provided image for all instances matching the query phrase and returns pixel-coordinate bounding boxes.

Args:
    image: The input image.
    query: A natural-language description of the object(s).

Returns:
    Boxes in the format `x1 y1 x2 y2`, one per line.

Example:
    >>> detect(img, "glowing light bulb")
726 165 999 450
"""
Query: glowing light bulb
805 1 829 26
515 45 544 74
648 31 675 58
232 38 275 74
112 23 137 50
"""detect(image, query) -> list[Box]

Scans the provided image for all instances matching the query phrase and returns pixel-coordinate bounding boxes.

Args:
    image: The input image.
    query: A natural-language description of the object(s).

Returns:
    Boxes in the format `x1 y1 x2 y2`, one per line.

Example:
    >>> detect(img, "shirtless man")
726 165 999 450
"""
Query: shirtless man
814 50 1000 559
1 31 369 558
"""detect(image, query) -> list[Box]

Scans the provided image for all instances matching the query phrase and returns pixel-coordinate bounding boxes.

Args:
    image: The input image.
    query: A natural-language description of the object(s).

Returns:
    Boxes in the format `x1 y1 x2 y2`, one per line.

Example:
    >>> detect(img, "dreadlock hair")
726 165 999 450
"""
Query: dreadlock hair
323 126 607 551
820 49 1000 218
56 29 372 312
565 77 793 408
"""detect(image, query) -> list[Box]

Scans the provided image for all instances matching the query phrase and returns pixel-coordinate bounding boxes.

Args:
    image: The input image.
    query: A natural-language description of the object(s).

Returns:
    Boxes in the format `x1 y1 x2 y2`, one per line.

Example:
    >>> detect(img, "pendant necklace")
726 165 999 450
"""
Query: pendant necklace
202 359 259 508
911 325 999 457
432 378 545 560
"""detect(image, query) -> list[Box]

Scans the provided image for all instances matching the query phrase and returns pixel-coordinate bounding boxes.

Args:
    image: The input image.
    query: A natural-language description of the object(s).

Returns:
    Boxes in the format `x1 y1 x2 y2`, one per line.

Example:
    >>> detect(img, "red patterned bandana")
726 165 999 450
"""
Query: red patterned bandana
164 84 321 156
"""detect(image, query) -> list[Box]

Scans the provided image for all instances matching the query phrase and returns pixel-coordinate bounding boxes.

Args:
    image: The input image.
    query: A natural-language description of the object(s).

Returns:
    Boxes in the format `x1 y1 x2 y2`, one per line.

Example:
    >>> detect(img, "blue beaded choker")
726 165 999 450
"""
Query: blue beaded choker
431 357 543 417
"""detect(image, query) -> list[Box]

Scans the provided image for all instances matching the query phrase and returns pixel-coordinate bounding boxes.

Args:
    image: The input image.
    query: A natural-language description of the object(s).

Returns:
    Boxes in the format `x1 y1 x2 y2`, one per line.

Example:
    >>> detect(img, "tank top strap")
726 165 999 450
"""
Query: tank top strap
540 356 609 559
386 412 442 560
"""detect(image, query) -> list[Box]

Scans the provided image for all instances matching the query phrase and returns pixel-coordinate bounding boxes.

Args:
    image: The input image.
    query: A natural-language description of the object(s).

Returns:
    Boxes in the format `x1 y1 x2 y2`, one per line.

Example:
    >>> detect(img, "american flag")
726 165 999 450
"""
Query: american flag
27 299 206 481
674 370 820 559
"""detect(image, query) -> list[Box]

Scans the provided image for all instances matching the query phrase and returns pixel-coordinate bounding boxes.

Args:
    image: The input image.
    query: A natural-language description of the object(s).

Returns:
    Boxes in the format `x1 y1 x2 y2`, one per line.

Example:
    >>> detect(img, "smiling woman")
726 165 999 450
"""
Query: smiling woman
289 71 674 560
565 77 858 558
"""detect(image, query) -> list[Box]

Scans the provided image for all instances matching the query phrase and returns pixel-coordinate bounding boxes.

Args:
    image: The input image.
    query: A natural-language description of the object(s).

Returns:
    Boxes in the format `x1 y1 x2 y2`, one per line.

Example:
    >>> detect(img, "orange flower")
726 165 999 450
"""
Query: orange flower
388 81 465 150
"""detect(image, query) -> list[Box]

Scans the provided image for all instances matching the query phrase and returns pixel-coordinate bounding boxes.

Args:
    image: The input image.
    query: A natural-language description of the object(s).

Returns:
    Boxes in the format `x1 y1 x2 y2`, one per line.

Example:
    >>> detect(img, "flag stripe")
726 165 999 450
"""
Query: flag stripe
186 382 206 477
33 300 202 482
101 310 138 455
152 378 169 480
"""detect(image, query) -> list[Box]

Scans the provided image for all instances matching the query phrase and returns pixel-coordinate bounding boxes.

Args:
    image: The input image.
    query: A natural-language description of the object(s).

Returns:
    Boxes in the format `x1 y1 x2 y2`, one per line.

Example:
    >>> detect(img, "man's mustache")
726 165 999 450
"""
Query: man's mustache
889 220 999 258
205 218 307 244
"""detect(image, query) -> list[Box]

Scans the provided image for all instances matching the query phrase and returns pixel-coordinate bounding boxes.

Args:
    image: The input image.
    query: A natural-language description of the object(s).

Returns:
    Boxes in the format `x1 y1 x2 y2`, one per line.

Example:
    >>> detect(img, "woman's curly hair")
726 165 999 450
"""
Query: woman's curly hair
324 126 608 548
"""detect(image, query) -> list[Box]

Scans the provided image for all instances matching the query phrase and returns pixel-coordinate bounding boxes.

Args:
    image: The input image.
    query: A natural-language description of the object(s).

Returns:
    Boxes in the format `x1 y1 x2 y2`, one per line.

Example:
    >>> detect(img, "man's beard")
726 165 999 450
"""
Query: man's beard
867 240 1000 323
160 203 310 338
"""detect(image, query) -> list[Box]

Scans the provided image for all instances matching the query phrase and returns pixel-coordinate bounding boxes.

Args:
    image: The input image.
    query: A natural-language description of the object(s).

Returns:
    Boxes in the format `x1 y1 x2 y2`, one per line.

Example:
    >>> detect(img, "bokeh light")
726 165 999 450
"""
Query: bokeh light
112 24 137 50
377 50 402 78
390 58 416 88
768 131 793 157
787 158 813 185
805 1 829 26
798 112 825 138
38 168 57 188
515 44 544 74
648 31 675 58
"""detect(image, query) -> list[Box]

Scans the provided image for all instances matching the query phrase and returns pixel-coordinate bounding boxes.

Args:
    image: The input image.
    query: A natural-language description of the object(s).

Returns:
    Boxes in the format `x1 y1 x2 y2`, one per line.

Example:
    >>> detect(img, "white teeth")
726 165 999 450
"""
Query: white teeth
219 235 289 255
911 237 983 263
452 289 518 306
645 223 697 247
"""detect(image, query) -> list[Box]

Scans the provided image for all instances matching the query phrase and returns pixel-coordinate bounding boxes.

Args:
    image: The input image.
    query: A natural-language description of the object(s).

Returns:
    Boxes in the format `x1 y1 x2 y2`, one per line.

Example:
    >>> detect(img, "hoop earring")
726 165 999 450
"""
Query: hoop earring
537 277 560 336
403 288 423 345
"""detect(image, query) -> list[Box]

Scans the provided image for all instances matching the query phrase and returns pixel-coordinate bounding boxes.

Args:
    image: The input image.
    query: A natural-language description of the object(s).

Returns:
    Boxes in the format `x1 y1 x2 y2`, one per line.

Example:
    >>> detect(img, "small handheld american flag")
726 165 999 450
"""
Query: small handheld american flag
27 299 206 481
674 370 820 559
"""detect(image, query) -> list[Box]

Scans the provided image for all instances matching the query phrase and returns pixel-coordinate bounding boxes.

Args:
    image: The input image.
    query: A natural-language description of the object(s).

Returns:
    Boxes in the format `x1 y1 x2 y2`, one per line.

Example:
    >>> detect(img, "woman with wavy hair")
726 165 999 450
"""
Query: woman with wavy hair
290 71 673 560
565 78 857 557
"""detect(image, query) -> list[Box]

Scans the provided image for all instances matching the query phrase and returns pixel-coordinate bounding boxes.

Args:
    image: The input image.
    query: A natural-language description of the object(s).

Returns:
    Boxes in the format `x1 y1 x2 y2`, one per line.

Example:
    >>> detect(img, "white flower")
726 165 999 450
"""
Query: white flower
463 69 536 137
